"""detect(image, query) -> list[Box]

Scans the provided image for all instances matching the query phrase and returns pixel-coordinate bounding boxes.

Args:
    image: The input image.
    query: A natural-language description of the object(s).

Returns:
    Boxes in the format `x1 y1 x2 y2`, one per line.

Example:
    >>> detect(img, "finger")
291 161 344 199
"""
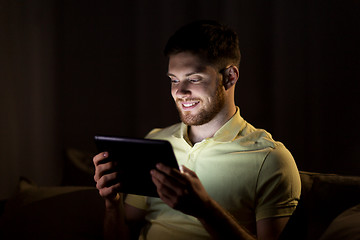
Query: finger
151 174 177 203
98 182 122 199
93 152 109 166
96 171 120 189
150 168 168 186
180 165 197 178
151 174 175 196
151 168 184 188
151 169 189 200
155 163 184 182
94 161 117 182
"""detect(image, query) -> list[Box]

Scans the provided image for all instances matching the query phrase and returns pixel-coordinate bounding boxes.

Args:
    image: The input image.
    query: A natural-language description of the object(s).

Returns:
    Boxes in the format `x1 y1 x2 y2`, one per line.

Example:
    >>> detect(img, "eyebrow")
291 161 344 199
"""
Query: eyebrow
167 72 202 78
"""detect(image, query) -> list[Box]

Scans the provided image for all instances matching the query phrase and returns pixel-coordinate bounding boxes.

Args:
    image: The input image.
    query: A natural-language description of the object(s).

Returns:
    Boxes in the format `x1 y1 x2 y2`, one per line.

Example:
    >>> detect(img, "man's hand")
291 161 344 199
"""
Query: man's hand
150 163 257 240
93 152 122 202
150 163 212 218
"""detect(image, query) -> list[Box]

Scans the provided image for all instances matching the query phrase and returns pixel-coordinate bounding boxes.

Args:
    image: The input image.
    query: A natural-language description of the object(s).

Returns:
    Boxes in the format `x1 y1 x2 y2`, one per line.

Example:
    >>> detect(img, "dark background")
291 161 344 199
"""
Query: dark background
1 0 359 199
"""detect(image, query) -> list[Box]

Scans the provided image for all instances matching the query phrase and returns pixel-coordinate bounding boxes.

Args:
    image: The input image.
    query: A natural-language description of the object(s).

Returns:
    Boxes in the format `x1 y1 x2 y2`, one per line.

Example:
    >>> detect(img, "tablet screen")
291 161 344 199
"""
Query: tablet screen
94 135 179 197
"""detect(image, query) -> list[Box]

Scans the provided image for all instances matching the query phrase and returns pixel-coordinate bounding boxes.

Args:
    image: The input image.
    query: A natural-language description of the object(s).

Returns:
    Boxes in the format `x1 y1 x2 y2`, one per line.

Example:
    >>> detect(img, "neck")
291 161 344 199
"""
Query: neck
188 104 236 144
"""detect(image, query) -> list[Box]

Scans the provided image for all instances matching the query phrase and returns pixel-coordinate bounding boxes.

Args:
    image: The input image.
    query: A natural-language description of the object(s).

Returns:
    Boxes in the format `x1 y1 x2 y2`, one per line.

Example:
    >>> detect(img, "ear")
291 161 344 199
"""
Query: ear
223 66 239 90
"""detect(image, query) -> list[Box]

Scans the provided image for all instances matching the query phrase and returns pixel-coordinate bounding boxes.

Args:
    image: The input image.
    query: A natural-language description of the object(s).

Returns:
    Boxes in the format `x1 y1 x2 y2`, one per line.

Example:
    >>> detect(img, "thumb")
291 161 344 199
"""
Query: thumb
180 165 197 178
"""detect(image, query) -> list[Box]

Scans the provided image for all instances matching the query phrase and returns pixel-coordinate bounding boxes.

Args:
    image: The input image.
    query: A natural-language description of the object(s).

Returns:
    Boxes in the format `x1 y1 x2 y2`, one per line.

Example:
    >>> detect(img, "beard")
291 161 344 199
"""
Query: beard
175 83 225 126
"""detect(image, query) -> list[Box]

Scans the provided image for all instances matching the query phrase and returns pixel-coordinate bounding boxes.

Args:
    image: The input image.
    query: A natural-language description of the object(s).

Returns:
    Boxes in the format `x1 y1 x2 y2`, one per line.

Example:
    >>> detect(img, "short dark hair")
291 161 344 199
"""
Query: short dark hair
164 20 241 70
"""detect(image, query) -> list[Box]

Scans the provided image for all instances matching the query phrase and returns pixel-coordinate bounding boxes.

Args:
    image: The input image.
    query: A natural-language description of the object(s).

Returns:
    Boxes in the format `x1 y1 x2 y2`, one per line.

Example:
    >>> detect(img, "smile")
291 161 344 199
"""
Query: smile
181 101 200 109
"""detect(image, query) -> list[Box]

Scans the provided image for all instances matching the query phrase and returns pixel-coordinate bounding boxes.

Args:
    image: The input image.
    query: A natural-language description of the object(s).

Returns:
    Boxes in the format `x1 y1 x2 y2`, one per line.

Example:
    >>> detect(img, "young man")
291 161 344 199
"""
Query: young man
93 21 301 240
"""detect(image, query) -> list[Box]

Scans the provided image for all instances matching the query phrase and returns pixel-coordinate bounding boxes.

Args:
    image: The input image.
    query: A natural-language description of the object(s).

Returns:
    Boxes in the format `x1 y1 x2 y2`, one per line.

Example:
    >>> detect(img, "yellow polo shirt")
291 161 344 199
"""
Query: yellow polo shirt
125 107 301 239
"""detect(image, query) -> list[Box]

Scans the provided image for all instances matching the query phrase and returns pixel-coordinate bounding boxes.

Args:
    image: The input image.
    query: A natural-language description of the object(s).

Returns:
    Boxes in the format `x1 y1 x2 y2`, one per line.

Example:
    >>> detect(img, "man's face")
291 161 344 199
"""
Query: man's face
168 52 225 126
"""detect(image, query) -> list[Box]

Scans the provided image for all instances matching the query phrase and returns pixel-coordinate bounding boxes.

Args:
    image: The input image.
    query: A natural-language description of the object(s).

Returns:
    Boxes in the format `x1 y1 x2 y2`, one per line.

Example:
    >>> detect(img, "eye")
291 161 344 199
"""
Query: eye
170 78 179 84
189 78 201 83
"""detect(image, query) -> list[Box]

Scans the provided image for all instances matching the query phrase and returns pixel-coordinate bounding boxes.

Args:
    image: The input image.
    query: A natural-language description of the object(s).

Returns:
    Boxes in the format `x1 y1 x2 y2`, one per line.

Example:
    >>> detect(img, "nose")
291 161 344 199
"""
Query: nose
174 81 191 98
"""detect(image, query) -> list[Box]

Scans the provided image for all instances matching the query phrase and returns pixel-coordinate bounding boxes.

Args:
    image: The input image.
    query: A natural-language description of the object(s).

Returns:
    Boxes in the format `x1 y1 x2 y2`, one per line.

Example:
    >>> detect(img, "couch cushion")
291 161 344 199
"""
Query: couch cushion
0 178 105 240
280 171 360 240
319 204 360 240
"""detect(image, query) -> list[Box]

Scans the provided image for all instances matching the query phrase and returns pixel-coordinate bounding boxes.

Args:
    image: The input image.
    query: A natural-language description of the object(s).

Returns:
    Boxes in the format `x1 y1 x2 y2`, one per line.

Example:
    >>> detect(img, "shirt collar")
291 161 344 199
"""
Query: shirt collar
173 107 246 143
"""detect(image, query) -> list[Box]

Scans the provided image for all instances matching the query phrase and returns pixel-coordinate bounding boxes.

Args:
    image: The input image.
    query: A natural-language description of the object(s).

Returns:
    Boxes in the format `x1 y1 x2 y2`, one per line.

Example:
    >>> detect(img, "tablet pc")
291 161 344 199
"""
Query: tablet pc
94 135 179 197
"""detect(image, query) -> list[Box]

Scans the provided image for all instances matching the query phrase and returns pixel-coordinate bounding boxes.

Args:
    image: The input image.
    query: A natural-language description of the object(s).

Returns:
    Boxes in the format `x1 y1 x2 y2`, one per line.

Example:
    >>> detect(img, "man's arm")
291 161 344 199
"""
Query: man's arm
93 152 146 240
196 196 256 239
151 163 289 240
124 202 147 240
256 217 290 240
103 194 129 240
197 200 290 240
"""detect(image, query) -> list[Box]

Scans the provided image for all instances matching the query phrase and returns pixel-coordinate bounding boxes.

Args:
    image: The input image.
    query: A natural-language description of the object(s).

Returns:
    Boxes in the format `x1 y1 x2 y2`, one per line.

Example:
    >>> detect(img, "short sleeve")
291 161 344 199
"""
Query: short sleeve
145 128 162 139
124 194 148 210
255 144 301 221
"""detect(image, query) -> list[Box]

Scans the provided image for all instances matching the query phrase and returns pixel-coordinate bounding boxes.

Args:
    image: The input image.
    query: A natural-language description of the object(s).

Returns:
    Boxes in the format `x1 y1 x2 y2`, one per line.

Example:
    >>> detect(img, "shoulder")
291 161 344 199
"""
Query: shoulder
238 120 301 196
145 123 182 140
261 143 298 173
233 120 278 151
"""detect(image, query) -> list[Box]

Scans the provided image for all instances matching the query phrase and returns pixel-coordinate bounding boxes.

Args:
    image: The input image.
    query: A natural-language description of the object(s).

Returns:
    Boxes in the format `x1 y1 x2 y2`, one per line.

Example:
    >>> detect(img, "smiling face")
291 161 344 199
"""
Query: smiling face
168 52 226 126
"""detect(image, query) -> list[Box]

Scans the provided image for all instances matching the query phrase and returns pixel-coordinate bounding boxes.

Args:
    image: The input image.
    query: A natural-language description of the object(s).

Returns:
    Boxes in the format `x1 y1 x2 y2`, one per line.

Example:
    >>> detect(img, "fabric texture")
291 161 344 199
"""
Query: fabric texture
125 108 301 239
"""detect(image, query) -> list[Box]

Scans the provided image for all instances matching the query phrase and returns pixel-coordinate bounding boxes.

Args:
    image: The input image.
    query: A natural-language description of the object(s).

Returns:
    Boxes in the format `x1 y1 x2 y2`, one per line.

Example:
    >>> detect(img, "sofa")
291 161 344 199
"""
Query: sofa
0 149 359 239
279 171 360 240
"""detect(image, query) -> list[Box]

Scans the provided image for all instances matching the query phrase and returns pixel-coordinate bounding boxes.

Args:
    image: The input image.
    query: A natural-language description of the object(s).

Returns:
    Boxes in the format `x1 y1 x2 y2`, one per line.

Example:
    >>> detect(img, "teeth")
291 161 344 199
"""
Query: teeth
183 102 197 107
